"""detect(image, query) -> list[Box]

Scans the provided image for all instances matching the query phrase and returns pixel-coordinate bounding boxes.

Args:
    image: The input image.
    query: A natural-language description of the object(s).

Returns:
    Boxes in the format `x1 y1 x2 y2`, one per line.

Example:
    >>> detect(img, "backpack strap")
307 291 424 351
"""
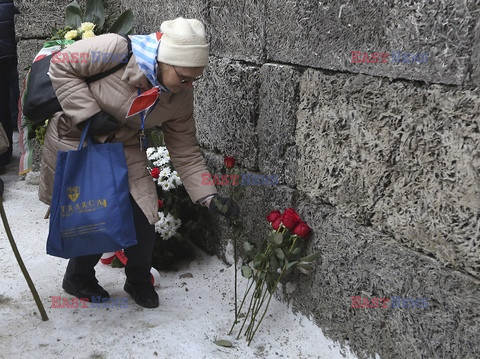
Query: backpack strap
85 34 132 84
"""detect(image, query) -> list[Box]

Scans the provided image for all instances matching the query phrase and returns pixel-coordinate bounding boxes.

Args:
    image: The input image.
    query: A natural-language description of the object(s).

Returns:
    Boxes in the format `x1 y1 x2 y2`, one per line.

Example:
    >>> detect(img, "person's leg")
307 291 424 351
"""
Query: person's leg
124 198 155 283
123 197 159 308
63 253 110 301
65 254 103 278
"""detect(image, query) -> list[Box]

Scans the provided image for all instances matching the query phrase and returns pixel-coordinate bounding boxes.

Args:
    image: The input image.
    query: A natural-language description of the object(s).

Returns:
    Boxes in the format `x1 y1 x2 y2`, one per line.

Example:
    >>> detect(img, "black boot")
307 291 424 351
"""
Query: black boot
124 280 159 308
63 274 110 302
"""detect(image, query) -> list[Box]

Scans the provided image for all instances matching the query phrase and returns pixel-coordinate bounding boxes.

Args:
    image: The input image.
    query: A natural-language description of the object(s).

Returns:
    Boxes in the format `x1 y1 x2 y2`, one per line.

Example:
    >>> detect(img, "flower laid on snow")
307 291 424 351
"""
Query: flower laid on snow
155 212 182 240
229 207 319 345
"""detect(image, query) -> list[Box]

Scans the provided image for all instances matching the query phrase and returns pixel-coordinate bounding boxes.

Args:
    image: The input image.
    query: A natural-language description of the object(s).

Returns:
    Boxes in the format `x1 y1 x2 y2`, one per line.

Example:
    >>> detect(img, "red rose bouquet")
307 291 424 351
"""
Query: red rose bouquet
228 207 319 345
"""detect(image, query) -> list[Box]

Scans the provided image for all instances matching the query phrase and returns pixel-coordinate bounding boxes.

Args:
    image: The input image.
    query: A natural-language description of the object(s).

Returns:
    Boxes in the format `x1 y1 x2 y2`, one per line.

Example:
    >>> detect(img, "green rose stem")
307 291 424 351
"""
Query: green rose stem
230 219 304 344
246 235 299 345
225 165 246 336
246 260 288 345
233 242 273 339
289 235 299 252
228 276 255 335
245 279 278 342
235 278 261 339
236 250 270 338
244 247 280 340
244 281 270 340
237 235 283 341
231 217 239 330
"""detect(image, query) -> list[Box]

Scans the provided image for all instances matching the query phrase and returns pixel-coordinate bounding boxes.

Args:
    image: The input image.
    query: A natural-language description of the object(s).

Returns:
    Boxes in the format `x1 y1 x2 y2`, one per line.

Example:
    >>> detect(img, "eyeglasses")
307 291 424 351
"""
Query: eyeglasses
172 66 203 84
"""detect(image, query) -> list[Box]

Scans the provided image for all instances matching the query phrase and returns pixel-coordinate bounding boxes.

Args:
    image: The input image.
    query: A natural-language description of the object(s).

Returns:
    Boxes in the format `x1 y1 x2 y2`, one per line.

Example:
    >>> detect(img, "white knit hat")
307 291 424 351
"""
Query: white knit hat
157 17 209 67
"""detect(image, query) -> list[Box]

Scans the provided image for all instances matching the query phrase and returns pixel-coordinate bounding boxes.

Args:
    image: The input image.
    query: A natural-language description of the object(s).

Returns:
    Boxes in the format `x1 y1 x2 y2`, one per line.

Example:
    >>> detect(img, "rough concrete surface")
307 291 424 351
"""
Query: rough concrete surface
209 0 265 63
290 198 480 359
15 0 65 39
471 12 480 86
265 0 478 85
16 39 45 81
124 0 208 35
258 63 302 187
296 68 480 278
195 58 261 170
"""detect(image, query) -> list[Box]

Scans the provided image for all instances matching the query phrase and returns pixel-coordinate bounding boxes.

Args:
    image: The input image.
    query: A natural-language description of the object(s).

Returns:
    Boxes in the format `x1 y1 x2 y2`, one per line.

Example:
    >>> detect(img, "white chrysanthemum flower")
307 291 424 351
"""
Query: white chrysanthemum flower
171 171 182 186
146 147 157 159
161 181 174 191
159 167 171 178
154 212 182 240
146 146 182 191
153 157 170 167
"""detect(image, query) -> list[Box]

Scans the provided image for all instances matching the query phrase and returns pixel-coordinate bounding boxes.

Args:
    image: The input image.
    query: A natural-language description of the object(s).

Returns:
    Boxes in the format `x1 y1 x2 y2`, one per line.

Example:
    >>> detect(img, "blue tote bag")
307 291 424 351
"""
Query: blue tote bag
47 120 137 258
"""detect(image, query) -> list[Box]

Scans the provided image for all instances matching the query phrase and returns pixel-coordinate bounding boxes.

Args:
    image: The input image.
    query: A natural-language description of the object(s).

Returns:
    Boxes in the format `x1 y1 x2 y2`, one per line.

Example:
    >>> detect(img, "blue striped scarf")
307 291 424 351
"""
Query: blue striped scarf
130 33 167 91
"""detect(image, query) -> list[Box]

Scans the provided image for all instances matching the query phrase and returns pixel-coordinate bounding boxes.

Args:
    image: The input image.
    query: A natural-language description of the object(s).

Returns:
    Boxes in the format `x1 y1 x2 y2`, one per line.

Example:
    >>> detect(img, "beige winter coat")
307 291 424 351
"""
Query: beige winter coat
39 33 217 224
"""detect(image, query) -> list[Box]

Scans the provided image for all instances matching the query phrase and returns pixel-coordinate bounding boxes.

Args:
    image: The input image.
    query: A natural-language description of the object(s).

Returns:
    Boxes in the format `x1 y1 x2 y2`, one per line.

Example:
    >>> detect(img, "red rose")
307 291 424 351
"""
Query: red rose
151 168 160 178
292 221 312 239
282 208 301 231
271 217 282 231
224 156 236 169
158 199 164 209
266 210 282 223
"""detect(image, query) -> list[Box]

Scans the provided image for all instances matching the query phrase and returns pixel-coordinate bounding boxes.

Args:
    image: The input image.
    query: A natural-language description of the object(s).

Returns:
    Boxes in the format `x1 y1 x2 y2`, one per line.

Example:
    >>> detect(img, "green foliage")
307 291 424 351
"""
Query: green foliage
50 0 134 41
34 122 48 145
213 339 233 348
84 0 105 31
109 10 134 35
65 1 83 29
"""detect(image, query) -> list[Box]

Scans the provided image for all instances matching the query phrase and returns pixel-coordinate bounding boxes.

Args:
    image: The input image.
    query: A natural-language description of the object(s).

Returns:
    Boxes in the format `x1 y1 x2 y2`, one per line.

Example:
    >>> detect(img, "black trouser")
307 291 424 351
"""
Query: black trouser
65 197 155 284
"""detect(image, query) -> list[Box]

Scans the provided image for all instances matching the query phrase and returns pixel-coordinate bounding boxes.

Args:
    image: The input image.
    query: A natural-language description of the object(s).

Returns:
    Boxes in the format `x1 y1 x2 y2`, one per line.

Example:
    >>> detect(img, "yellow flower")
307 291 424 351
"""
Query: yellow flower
64 30 78 40
80 22 96 32
82 30 95 39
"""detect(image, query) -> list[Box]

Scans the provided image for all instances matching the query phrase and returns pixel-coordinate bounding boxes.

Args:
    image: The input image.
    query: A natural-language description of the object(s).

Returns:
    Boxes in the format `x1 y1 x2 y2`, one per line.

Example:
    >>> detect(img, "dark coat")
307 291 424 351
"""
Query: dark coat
0 0 17 60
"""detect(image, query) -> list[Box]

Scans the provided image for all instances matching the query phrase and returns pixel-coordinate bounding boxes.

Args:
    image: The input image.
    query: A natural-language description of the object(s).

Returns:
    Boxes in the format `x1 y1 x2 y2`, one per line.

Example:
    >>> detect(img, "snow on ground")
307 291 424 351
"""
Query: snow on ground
0 135 358 359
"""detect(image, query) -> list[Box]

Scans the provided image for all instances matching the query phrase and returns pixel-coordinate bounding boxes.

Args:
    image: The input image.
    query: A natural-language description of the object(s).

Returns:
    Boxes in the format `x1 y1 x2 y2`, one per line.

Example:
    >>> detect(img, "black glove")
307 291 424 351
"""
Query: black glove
208 195 240 220
85 110 120 136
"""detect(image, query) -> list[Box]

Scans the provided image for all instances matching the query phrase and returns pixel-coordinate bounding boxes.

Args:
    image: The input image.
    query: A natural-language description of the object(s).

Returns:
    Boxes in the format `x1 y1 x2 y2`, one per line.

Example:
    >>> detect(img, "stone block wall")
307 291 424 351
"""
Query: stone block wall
15 0 480 358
